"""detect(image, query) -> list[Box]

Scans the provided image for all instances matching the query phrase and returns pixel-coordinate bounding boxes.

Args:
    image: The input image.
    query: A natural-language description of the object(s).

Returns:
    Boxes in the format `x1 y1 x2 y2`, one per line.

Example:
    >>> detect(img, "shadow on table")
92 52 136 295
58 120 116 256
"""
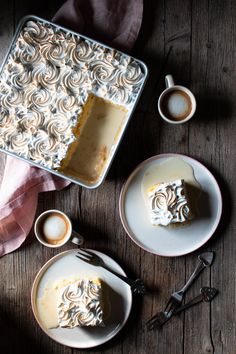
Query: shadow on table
0 304 51 354
191 95 232 123
71 217 111 247
208 168 231 245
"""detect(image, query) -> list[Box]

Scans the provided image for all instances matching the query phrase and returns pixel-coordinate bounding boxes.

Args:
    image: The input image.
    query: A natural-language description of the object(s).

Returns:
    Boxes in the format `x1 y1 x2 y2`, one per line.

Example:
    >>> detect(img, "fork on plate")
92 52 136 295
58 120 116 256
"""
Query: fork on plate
76 249 147 295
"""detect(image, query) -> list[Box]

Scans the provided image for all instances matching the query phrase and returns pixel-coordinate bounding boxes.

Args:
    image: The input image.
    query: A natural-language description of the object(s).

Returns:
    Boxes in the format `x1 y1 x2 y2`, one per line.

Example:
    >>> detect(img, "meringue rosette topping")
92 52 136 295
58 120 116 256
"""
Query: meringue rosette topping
147 179 191 226
0 19 145 175
57 279 104 328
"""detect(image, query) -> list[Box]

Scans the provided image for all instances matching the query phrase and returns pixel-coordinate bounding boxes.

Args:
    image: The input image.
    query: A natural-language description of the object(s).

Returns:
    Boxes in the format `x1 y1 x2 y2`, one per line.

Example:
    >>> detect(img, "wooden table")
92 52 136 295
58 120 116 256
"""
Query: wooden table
0 1 235 353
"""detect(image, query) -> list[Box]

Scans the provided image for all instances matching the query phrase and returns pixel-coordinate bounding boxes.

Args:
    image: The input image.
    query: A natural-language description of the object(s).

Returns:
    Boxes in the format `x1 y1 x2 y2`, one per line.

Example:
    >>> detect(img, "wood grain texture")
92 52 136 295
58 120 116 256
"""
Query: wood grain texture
0 0 236 353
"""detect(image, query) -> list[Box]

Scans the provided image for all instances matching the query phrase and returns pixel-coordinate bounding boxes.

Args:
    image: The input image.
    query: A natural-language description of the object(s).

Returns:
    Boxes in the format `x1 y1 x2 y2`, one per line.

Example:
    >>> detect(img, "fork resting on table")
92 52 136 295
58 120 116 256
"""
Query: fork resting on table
146 286 217 330
146 251 214 330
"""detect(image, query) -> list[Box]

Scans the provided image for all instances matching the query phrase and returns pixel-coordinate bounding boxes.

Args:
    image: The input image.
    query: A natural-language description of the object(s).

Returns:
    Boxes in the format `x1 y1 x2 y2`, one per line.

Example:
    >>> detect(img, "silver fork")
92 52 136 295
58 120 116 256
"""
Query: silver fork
163 251 214 316
147 251 214 326
76 249 147 295
146 286 217 330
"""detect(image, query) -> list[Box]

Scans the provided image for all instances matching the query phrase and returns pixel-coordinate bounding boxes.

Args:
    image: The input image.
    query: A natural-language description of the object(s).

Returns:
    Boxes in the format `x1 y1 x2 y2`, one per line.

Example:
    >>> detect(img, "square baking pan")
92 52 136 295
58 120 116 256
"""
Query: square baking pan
0 15 148 188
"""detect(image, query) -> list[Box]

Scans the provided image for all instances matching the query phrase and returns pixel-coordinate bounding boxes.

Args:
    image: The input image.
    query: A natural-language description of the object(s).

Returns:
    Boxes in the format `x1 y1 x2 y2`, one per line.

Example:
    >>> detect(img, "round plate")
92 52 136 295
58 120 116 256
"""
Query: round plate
119 153 222 257
31 249 132 348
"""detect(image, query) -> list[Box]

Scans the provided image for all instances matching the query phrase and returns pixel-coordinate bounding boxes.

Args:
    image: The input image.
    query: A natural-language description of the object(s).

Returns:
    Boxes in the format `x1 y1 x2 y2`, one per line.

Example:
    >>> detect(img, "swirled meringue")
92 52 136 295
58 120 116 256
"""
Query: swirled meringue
12 39 43 66
23 20 54 44
90 59 117 85
32 62 59 88
147 179 191 226
57 279 104 328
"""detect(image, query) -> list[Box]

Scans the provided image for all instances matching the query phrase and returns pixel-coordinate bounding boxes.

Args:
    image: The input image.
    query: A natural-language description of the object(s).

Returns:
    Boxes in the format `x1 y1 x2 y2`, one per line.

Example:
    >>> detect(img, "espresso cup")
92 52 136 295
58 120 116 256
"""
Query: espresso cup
158 75 196 124
34 209 84 248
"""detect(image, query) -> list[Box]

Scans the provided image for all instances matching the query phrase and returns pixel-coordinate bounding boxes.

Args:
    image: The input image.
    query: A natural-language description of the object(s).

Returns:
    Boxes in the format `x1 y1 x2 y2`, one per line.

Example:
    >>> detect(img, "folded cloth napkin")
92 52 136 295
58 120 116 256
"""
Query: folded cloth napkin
0 0 143 257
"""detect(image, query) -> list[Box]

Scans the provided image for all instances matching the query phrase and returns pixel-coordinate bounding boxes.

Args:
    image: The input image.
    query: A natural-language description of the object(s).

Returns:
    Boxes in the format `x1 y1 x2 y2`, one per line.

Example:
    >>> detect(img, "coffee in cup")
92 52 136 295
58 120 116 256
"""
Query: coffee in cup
34 209 83 248
161 90 192 121
158 75 196 124
41 212 69 245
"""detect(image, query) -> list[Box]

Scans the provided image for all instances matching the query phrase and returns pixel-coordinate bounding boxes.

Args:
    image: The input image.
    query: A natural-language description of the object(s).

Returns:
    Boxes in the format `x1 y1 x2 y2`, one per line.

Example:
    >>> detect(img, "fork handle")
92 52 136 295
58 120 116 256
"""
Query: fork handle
179 260 206 295
174 293 203 314
100 263 135 286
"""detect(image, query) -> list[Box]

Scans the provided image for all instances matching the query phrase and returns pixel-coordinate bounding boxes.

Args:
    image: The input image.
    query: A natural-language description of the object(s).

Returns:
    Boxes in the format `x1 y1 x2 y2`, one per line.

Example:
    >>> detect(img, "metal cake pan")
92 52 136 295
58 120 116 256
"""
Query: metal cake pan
0 15 148 189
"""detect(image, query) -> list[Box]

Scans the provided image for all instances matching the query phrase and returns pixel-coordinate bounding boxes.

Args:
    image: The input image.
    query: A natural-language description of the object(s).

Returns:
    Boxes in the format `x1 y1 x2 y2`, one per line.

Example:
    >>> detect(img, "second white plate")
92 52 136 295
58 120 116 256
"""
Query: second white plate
119 153 222 257
31 249 132 348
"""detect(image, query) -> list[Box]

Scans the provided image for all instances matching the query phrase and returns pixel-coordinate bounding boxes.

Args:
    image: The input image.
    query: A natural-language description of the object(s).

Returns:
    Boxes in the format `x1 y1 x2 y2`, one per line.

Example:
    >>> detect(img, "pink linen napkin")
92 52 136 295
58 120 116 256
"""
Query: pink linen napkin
0 0 143 257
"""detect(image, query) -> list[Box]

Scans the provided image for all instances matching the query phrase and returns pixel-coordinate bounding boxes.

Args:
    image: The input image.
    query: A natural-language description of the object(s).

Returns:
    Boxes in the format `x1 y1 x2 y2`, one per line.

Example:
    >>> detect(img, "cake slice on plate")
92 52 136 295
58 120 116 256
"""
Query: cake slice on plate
146 179 192 226
57 278 105 328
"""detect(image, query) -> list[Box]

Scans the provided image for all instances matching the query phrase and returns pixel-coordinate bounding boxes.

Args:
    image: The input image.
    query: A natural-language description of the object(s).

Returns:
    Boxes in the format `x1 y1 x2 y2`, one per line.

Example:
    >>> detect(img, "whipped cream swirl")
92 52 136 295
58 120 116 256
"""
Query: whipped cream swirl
148 179 190 226
57 280 104 328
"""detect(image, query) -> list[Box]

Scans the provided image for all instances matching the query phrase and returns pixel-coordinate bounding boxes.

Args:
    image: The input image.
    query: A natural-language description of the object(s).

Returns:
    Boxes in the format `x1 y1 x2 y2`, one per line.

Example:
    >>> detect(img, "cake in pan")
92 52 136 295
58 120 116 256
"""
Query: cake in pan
0 19 144 184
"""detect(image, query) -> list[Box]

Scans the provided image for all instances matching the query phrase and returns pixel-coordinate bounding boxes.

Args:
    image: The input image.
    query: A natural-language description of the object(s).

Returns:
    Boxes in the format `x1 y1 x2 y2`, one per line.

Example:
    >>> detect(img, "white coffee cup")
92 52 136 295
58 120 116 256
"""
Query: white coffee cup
34 209 84 248
158 74 196 124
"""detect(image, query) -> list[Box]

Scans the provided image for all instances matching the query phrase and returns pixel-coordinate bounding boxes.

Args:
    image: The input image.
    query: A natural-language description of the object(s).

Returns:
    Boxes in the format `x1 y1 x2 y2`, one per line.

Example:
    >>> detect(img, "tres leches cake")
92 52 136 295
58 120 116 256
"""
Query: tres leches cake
146 179 192 226
37 277 105 329
0 19 145 184
57 278 104 328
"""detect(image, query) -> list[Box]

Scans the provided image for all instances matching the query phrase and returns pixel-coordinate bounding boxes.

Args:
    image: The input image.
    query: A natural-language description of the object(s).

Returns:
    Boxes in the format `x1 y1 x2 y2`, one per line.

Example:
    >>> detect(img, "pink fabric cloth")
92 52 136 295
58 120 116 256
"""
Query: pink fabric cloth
0 157 70 256
0 0 143 256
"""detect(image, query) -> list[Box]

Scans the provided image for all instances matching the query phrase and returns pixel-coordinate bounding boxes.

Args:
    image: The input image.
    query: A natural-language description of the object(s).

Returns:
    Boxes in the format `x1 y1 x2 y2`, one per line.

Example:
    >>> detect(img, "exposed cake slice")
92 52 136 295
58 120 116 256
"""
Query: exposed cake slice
57 278 104 328
59 93 127 183
147 179 191 226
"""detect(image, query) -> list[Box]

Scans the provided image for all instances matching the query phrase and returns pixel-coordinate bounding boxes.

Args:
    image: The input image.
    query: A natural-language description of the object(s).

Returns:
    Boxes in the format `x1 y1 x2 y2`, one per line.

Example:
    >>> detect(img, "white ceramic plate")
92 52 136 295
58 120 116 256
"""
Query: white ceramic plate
119 153 222 257
31 249 132 348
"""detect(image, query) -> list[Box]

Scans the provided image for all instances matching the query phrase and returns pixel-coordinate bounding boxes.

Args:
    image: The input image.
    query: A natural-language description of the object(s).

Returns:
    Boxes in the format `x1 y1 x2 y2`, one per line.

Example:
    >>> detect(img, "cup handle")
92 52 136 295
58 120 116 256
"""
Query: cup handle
165 74 175 88
71 230 84 246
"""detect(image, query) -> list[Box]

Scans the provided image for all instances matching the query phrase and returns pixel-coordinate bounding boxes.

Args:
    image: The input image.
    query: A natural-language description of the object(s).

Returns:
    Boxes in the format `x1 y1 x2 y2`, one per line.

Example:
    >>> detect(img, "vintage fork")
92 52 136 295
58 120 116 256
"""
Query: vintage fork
146 251 214 327
164 252 214 314
76 249 147 295
146 287 217 330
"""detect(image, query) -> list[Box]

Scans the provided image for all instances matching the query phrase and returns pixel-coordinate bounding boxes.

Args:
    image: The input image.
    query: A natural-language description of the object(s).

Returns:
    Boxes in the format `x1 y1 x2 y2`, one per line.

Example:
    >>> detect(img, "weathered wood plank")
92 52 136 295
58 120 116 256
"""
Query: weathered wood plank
151 0 192 353
184 1 214 354
207 1 236 354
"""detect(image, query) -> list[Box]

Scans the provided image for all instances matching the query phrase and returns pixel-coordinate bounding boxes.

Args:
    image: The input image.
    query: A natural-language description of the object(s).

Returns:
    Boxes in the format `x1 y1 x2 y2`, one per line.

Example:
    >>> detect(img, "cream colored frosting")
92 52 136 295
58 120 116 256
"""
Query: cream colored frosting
57 279 104 328
147 179 191 226
0 20 144 170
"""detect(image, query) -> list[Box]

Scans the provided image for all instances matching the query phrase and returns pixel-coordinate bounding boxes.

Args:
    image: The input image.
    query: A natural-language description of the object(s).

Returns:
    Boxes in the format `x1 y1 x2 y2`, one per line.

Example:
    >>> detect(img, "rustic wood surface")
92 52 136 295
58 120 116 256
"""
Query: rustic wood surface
0 0 235 353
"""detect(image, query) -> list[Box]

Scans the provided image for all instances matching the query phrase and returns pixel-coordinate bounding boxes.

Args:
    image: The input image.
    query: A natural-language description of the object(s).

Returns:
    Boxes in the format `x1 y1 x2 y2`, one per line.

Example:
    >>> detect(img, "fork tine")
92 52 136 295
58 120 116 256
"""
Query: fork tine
146 314 159 327
164 297 179 314
146 311 165 325
147 321 160 331
79 249 96 256
147 321 164 331
75 254 91 263
164 297 174 312
146 314 166 330
77 249 93 257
